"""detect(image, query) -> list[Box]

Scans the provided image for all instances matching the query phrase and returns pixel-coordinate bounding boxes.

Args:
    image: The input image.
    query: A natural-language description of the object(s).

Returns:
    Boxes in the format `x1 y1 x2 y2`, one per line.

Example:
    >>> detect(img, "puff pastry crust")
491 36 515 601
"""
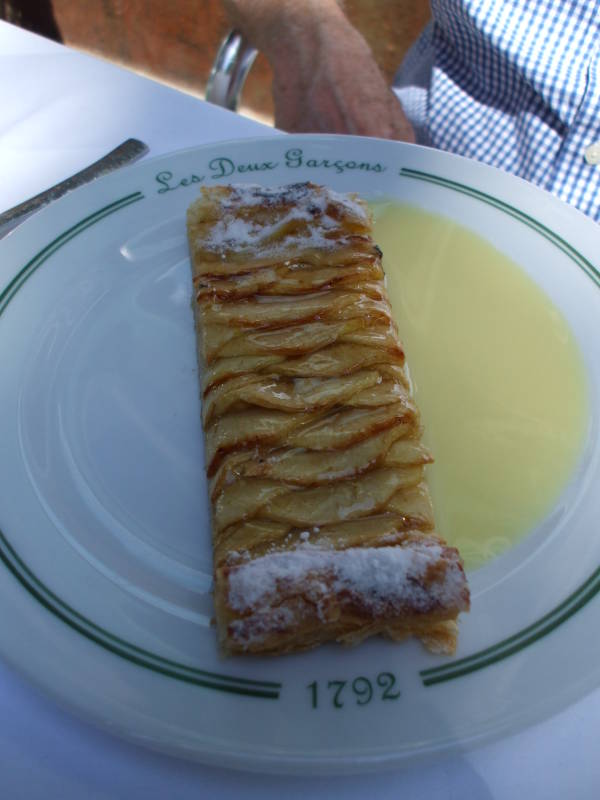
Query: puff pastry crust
187 182 469 657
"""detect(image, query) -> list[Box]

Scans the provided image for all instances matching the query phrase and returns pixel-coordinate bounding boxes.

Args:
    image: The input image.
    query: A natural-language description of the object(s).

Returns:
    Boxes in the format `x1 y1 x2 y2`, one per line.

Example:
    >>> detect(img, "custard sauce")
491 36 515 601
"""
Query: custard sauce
373 204 588 570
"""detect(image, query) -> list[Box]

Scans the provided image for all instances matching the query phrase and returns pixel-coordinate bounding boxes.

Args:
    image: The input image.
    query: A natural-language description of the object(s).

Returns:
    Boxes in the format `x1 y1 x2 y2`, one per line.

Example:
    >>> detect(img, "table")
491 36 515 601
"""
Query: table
1 19 598 799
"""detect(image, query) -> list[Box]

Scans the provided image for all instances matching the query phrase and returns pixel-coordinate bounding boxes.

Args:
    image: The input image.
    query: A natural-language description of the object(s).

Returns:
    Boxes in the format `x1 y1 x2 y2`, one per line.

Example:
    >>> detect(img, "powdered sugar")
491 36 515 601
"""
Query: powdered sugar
227 606 297 646
227 540 467 620
223 183 368 221
196 183 368 256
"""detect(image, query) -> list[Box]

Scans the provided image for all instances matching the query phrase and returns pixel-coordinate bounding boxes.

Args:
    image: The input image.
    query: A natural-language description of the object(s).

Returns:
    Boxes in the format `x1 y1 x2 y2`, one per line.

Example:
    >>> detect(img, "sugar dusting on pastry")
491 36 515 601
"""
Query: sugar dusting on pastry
194 183 369 257
220 183 369 220
227 540 468 616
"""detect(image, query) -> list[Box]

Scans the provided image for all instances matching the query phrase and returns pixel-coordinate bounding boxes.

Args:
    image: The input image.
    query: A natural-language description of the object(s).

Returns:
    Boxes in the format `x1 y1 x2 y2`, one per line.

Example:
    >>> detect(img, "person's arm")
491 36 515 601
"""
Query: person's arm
222 0 414 141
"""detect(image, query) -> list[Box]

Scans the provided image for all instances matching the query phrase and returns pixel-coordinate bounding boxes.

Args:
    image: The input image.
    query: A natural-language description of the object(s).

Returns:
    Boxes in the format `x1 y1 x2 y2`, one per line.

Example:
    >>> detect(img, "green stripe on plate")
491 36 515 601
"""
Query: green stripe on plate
421 565 600 686
0 193 281 700
0 193 144 315
0 527 279 699
400 168 600 288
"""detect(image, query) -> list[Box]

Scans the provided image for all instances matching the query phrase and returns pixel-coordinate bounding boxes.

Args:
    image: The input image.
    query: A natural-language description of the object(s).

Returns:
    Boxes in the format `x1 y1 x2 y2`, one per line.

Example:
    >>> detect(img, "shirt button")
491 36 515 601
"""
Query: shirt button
584 143 600 165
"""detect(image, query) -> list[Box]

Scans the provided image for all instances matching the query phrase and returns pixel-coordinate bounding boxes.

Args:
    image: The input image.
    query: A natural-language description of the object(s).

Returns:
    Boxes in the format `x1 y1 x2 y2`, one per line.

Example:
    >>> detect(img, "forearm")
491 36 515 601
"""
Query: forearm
221 0 415 141
222 0 345 59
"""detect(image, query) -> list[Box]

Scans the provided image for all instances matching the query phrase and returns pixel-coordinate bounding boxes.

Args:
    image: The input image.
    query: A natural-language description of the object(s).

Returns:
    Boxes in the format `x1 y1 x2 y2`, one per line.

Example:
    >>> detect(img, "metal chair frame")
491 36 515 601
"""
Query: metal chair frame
205 30 257 111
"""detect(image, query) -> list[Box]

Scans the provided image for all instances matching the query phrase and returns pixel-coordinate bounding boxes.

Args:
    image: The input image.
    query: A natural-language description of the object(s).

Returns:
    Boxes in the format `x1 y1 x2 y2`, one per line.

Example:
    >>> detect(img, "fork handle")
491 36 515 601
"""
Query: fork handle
0 138 148 238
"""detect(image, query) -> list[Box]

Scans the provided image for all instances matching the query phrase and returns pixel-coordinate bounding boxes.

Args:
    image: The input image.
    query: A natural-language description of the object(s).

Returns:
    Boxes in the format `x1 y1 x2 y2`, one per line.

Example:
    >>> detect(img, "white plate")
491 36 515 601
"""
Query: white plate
0 135 599 774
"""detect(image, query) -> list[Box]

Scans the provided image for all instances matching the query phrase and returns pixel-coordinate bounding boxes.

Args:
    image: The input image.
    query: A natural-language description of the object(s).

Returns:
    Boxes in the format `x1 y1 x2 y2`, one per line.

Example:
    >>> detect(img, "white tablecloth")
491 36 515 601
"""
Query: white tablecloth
1 20 598 799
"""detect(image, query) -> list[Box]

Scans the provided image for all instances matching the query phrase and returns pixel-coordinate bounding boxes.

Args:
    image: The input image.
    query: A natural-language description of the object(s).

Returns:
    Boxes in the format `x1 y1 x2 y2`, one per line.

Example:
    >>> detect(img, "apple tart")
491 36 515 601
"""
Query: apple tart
187 182 469 657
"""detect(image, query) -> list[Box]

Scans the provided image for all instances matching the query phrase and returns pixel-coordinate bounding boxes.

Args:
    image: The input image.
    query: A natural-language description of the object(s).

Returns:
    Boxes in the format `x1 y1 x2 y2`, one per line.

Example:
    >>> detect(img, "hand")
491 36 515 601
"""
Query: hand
222 0 415 142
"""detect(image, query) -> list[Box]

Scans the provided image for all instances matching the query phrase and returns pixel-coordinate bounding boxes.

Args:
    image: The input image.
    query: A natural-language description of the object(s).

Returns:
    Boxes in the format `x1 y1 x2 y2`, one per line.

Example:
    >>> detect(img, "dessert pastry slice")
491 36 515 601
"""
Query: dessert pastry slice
187 182 469 657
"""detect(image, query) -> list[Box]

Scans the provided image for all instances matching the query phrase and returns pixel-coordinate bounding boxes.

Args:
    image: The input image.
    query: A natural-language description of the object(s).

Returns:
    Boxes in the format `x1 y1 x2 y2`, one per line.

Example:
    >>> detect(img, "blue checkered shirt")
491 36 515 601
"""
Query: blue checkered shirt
394 0 600 220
